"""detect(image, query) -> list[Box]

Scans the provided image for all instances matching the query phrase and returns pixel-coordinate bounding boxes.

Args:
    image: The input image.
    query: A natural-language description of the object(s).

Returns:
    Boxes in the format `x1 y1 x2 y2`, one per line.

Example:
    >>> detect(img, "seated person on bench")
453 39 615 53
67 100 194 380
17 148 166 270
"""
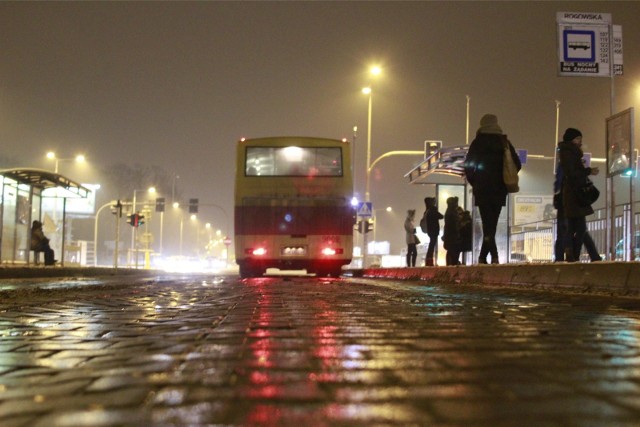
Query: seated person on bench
30 220 56 266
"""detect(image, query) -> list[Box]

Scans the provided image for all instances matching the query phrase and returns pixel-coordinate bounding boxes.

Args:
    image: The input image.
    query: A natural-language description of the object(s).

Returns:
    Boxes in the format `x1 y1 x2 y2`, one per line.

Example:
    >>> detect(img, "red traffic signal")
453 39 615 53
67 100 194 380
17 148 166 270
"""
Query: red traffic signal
127 213 145 227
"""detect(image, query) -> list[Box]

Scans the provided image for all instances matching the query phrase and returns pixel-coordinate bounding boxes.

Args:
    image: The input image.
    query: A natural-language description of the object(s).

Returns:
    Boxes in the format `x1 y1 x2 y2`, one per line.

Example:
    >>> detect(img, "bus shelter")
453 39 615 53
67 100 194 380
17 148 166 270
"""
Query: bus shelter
0 168 90 265
405 145 514 265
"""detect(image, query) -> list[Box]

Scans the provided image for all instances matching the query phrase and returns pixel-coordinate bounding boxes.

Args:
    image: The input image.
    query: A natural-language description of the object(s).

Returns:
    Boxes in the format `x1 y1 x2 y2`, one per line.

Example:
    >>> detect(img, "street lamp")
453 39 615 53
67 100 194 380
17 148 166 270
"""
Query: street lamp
361 65 382 267
362 86 373 202
46 152 85 173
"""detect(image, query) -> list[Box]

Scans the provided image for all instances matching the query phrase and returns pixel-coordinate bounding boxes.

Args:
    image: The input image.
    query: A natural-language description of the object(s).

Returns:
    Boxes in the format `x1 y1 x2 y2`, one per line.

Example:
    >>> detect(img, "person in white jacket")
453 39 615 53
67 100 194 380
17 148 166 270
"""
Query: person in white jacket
404 209 419 267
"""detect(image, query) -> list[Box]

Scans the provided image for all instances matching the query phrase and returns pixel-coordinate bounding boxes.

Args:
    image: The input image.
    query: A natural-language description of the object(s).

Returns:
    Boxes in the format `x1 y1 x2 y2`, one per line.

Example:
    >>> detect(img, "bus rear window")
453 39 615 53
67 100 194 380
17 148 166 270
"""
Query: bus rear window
245 146 343 177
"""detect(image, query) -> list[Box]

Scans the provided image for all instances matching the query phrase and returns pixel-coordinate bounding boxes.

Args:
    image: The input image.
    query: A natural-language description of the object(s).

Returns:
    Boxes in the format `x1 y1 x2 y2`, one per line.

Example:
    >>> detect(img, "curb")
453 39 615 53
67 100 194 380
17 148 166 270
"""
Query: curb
344 262 640 297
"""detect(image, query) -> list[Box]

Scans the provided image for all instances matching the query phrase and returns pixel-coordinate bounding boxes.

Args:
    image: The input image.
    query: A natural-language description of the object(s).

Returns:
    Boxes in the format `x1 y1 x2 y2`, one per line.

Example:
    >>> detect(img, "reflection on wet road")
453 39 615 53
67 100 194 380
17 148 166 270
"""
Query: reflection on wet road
0 275 639 426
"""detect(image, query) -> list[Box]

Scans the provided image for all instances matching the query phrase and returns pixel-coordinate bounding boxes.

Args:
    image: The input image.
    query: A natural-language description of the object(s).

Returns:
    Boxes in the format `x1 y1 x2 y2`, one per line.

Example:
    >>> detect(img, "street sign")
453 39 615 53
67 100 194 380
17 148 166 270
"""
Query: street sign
223 236 232 246
357 202 372 218
556 12 615 77
517 149 528 166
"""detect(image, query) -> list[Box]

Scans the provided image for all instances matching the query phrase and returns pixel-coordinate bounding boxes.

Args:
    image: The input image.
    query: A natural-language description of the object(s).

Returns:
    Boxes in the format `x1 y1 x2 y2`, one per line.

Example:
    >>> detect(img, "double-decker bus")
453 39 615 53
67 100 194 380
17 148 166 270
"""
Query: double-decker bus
234 136 354 278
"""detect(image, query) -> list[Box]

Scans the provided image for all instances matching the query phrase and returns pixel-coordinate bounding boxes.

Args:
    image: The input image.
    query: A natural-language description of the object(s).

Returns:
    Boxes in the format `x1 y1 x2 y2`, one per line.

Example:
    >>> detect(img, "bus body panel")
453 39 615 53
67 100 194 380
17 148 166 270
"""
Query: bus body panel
234 137 354 277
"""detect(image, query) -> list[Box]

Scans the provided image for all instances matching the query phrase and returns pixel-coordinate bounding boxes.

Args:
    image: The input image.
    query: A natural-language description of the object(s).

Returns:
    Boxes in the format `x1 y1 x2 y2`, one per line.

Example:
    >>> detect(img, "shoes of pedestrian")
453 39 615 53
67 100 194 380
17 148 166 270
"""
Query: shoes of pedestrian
564 249 577 262
491 259 499 264
478 258 488 265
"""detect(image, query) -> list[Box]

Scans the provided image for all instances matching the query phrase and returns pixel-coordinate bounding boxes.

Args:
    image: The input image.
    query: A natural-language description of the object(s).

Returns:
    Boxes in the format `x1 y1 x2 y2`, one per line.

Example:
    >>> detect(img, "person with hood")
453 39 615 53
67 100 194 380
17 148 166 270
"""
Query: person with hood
422 197 443 266
404 209 419 267
553 146 602 262
463 114 521 264
557 128 600 262
30 220 56 266
442 197 461 266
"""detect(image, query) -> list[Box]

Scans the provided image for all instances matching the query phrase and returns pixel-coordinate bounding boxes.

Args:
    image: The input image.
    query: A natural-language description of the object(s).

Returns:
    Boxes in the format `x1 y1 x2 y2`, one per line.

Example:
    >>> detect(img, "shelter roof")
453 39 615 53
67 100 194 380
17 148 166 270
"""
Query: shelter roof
0 168 90 198
405 145 469 184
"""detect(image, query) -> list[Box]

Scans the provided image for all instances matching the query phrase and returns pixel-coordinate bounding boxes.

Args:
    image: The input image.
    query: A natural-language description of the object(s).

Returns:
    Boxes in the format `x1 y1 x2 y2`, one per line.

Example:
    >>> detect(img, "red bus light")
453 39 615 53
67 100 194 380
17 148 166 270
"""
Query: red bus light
321 247 343 256
252 247 267 256
245 248 267 256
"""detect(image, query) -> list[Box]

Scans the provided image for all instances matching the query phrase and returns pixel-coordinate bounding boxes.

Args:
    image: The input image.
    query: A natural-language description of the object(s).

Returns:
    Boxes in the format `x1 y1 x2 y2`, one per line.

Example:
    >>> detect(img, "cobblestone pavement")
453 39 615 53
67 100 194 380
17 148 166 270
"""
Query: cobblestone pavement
0 275 639 426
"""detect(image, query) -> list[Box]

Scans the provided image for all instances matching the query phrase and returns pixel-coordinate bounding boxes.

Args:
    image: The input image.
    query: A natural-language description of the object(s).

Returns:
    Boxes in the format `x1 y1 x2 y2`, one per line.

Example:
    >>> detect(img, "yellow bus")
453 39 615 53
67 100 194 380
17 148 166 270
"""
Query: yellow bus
234 136 354 278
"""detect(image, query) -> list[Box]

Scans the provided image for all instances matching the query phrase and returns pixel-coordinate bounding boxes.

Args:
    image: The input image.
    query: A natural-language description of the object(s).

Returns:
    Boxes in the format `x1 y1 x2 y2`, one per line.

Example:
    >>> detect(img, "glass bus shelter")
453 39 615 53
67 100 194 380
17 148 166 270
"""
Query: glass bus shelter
0 168 90 265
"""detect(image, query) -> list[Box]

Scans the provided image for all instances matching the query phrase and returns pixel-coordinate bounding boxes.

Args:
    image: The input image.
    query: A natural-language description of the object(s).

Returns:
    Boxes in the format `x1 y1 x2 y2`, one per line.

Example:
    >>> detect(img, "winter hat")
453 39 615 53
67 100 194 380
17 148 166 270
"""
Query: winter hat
477 114 503 135
563 128 582 142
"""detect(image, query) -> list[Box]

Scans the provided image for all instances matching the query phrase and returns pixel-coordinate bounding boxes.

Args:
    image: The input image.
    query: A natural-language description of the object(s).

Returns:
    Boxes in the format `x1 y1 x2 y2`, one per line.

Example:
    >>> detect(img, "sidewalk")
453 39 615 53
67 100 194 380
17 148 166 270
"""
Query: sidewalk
346 261 640 297
3 262 639 298
0 264 163 280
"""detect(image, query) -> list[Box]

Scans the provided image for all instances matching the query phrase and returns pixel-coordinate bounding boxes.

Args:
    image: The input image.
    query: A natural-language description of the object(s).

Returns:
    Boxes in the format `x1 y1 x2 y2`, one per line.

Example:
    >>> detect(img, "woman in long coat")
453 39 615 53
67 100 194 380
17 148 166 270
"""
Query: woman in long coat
463 114 521 264
557 128 600 262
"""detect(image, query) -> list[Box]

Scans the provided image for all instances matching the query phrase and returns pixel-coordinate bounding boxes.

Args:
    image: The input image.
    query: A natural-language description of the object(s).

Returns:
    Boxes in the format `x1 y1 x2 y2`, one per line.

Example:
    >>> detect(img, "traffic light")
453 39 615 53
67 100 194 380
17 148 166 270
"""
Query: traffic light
189 198 199 214
155 197 165 213
126 213 144 227
356 220 373 234
111 200 123 217
365 219 373 234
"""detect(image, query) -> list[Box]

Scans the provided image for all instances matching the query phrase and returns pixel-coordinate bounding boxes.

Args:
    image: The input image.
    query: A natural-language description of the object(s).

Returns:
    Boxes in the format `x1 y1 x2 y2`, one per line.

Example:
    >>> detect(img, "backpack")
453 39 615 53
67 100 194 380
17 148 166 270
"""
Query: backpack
419 212 428 233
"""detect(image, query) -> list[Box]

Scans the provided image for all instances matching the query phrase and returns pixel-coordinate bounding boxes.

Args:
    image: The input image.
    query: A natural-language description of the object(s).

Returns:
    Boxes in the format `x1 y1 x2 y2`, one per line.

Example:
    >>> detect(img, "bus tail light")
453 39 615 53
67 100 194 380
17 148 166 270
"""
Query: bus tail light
321 247 343 256
246 247 267 256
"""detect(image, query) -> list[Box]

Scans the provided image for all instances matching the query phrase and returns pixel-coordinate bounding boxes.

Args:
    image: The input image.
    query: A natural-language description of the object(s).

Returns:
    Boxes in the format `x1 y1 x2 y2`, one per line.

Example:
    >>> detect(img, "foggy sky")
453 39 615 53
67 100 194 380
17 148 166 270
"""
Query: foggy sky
1 1 639 251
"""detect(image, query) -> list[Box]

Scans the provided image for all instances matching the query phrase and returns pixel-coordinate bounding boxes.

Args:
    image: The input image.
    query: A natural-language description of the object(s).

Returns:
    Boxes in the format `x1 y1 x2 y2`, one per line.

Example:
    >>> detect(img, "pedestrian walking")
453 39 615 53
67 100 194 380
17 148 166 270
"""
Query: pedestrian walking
557 128 601 262
404 209 419 267
463 113 521 264
554 153 602 262
421 197 443 266
442 197 461 266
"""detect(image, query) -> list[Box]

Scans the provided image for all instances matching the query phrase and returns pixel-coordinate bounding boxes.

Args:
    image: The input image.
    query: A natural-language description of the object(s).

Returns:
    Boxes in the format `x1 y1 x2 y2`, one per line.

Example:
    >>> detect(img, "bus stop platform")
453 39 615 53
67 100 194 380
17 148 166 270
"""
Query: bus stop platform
344 261 640 298
2 262 639 298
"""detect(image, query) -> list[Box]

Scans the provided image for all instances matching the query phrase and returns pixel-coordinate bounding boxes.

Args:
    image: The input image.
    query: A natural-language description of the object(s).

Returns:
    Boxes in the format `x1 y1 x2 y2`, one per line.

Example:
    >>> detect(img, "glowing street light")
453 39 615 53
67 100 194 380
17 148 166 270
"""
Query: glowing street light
46 151 86 173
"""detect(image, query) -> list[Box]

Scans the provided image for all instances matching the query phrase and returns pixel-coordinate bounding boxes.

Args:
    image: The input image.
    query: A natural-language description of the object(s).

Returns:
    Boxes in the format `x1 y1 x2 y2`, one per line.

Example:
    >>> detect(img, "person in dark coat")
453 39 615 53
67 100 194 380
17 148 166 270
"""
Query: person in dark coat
442 197 461 266
557 128 600 262
554 149 602 262
458 207 473 255
422 197 443 266
463 114 521 264
30 220 56 265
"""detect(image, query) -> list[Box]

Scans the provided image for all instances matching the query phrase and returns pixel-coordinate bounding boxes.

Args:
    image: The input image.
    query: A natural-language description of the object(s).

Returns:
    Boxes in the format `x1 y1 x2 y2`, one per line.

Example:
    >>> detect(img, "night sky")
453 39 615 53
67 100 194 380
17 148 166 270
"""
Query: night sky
2 1 639 252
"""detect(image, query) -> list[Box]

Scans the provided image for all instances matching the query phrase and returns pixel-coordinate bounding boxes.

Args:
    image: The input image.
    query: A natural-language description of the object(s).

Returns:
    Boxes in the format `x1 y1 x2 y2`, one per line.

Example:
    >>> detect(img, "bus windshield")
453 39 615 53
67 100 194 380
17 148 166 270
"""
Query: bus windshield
245 146 343 177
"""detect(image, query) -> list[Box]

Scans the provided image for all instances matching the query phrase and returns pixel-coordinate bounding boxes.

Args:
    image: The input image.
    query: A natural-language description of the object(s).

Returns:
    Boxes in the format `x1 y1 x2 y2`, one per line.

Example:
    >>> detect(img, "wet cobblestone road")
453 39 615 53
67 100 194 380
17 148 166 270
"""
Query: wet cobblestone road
0 274 639 426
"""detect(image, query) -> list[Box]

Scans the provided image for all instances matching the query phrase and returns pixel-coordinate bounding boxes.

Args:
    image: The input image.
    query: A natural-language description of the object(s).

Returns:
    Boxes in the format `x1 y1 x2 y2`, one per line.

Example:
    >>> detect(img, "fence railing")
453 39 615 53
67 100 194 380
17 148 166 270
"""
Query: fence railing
509 202 639 262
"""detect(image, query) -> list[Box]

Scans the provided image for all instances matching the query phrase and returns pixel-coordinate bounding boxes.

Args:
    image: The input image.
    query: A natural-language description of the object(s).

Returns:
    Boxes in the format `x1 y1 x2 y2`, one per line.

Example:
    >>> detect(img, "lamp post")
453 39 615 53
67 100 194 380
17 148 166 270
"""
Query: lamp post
361 64 382 267
46 152 85 173
363 87 373 202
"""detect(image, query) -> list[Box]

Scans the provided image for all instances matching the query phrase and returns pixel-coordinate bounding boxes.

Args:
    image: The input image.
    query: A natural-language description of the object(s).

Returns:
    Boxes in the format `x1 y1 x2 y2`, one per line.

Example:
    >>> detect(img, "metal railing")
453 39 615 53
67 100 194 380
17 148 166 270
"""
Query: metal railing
509 202 639 262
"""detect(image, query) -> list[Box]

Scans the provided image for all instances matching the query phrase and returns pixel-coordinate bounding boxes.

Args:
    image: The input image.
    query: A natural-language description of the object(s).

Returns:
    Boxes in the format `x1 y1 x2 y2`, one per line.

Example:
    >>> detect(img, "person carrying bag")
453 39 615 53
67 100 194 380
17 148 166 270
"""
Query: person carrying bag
557 128 600 262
